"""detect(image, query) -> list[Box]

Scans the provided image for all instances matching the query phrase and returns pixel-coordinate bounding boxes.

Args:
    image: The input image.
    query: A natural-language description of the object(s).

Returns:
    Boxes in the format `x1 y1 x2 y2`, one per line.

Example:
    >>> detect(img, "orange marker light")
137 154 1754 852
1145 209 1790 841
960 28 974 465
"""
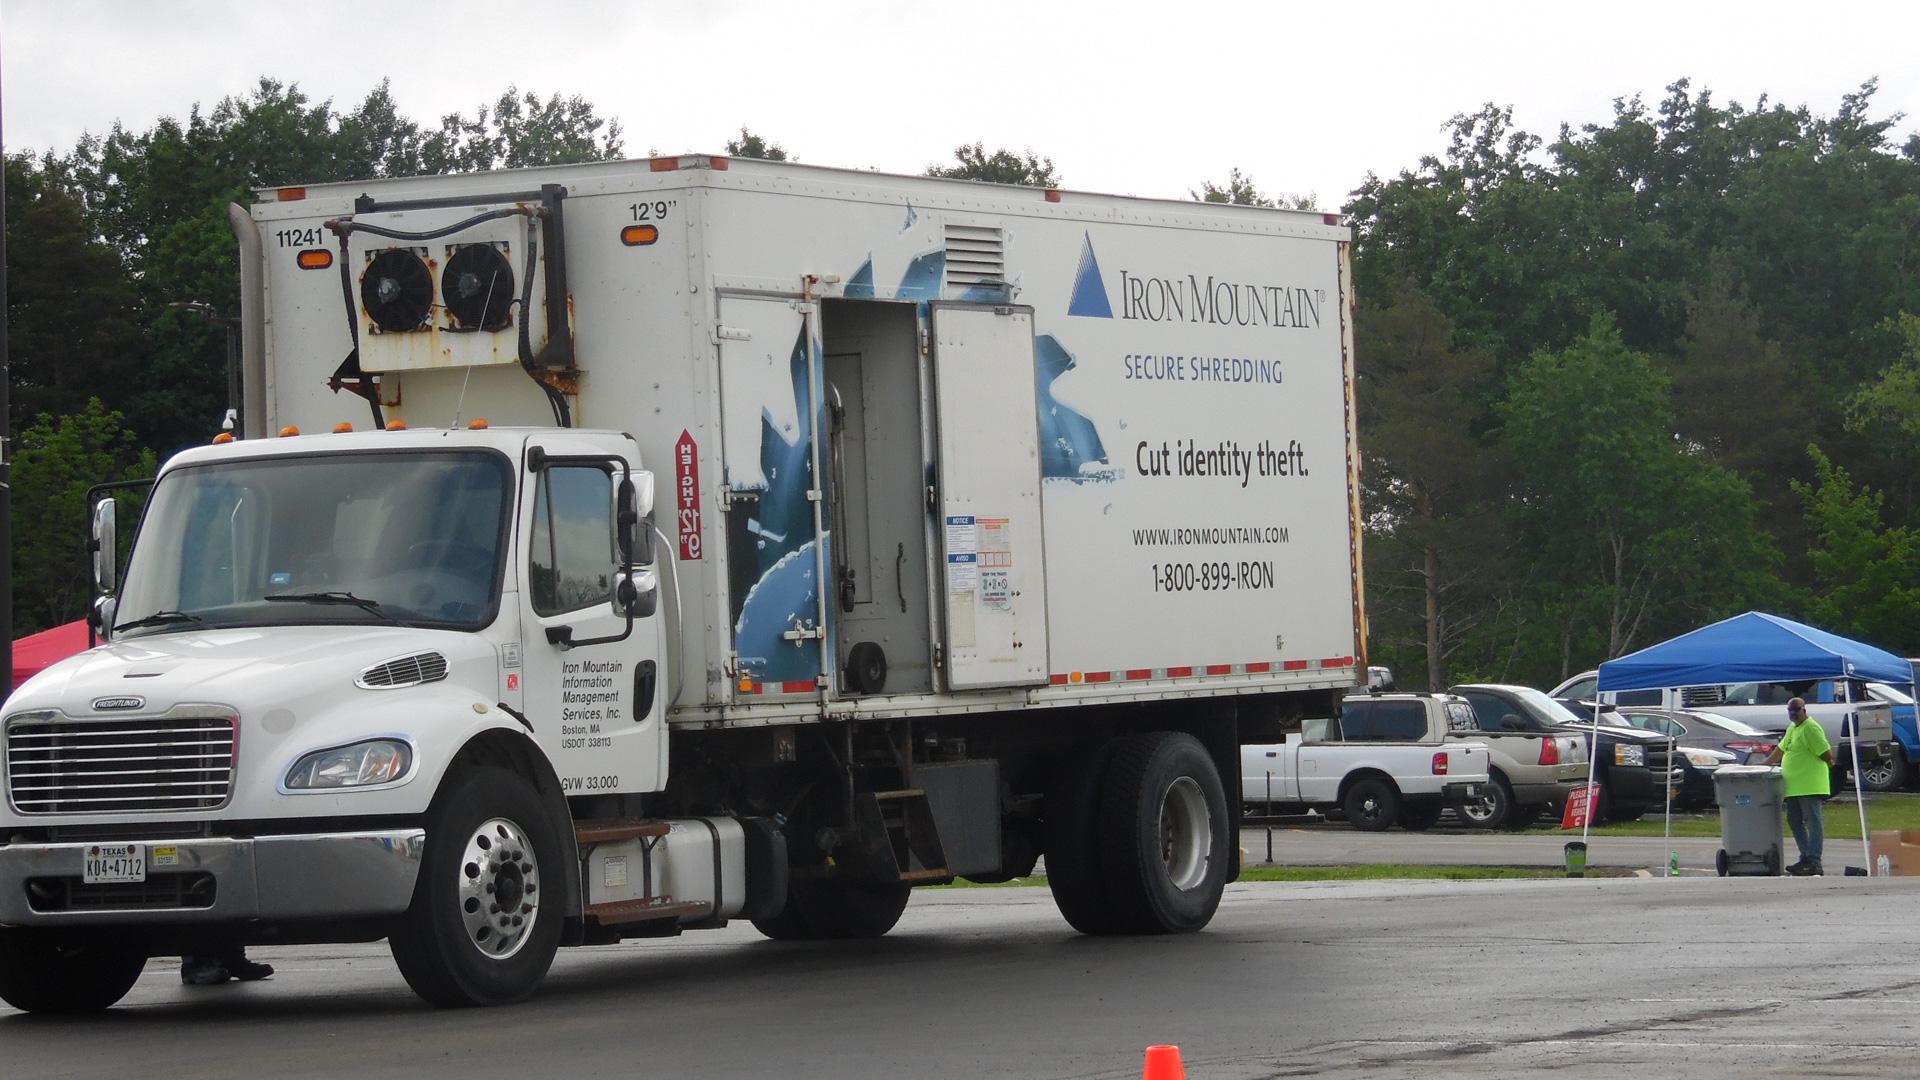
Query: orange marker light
621 224 659 246
649 157 678 172
276 186 307 202
467 418 490 430
278 425 300 438
386 420 407 431
297 249 334 270
211 432 235 444
332 422 353 433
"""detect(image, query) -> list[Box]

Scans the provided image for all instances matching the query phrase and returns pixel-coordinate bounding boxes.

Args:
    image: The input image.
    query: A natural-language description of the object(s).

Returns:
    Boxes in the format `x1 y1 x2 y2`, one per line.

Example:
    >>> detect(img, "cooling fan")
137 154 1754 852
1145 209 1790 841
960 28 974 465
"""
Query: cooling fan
359 249 434 333
441 244 515 332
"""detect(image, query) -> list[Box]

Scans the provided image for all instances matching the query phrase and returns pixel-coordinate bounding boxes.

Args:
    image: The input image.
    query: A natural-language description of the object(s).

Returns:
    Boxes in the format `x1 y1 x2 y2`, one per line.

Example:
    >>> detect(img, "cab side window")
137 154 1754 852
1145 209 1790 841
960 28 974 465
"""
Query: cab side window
529 466 616 615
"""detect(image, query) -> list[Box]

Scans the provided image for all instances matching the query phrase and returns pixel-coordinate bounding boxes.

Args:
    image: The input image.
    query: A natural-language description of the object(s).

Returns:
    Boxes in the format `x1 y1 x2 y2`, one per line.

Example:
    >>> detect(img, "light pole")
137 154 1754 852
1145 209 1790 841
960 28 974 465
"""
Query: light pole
169 301 240 434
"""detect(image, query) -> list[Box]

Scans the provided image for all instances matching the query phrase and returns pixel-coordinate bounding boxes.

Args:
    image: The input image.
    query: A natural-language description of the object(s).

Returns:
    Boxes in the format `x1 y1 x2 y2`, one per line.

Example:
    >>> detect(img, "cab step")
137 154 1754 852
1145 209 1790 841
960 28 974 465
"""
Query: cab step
585 897 711 925
574 817 672 845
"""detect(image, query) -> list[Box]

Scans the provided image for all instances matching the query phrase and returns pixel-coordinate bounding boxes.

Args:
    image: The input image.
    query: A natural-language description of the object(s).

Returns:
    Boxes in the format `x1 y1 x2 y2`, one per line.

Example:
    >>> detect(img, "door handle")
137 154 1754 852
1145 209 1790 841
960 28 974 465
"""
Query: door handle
633 660 656 722
895 542 907 613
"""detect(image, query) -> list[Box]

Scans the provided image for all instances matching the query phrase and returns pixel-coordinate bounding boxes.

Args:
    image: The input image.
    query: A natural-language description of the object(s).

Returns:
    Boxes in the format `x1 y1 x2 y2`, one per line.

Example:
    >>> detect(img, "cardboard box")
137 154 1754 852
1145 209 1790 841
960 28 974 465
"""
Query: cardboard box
1866 831 1920 876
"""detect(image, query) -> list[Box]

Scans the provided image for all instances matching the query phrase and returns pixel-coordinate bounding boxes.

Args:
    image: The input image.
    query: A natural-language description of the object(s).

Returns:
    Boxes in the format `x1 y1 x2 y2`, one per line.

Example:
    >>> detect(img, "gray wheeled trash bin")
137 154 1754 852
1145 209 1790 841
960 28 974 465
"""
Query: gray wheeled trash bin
1713 764 1784 877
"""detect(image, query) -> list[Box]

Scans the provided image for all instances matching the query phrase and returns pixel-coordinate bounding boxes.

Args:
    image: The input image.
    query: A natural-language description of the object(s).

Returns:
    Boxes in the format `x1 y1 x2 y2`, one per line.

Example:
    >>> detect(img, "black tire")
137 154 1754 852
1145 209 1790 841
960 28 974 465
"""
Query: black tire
1044 743 1124 935
1342 776 1400 832
1095 732 1231 935
749 889 817 940
1715 849 1730 877
1396 802 1443 831
1765 847 1782 877
1861 748 1907 793
1458 775 1513 830
0 929 146 1013
389 766 563 1007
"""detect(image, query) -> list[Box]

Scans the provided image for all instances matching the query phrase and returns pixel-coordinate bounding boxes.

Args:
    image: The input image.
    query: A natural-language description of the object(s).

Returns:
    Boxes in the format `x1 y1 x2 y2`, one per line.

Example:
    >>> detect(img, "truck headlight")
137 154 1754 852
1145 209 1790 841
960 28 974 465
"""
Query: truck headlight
1613 744 1646 767
285 739 413 790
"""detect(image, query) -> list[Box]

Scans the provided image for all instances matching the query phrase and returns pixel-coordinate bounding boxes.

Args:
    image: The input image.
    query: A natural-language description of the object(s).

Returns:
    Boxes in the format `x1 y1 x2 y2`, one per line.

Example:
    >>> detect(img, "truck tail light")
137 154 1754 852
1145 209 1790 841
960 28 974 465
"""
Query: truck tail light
1539 738 1560 766
1727 741 1775 756
1431 752 1448 775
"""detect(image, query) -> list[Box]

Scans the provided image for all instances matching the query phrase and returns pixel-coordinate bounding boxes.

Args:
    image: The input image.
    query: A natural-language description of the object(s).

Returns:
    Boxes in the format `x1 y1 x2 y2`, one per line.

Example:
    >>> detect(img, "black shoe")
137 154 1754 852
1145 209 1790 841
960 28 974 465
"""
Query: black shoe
227 957 274 982
1783 859 1808 876
180 957 231 986
1806 862 1824 877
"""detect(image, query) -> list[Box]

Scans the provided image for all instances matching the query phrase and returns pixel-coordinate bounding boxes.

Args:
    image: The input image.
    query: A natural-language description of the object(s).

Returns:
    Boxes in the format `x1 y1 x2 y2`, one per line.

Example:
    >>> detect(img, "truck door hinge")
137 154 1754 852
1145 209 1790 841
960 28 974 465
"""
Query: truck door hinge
920 327 930 356
782 624 825 643
933 644 944 669
925 485 937 513
722 488 760 510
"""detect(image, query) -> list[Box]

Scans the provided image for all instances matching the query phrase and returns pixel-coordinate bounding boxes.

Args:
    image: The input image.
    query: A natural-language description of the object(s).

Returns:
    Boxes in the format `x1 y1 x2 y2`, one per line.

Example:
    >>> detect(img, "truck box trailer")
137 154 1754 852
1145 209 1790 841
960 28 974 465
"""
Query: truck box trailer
0 155 1364 1010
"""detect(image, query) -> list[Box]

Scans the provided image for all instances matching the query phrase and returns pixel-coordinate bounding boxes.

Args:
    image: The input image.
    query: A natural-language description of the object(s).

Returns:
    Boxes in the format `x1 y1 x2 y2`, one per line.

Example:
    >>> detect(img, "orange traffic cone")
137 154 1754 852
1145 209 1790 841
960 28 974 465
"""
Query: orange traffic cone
1142 1044 1187 1080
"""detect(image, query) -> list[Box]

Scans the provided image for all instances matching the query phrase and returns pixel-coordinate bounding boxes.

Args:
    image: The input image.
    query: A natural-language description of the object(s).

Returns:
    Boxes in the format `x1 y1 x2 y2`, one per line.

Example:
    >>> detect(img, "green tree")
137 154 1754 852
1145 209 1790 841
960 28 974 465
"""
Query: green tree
926 143 1058 187
726 128 790 161
421 87 625 172
1192 167 1315 209
1847 312 1920 438
10 401 157 635
3 153 148 434
1791 445 1920 652
1355 284 1507 689
1497 317 1780 680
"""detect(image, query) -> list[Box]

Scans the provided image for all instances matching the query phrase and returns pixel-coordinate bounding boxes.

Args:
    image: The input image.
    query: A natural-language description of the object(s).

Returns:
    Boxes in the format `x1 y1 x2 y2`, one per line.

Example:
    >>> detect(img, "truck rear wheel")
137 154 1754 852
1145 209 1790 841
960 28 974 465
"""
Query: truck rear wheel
1044 742 1123 935
1342 777 1400 832
1095 732 1230 935
1458 775 1512 829
1861 748 1906 793
0 929 146 1013
389 766 562 1007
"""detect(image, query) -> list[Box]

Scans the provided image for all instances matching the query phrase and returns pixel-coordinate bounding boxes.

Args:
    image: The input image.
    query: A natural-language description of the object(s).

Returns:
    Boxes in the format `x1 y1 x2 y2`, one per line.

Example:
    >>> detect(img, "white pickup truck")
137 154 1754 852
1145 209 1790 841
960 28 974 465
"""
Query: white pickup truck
1241 693 1490 830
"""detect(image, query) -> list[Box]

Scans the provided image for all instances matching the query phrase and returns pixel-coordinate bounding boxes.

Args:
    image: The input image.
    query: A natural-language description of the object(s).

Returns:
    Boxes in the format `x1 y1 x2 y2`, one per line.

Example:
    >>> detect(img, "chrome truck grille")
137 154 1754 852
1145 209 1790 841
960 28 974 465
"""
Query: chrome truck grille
5 715 237 814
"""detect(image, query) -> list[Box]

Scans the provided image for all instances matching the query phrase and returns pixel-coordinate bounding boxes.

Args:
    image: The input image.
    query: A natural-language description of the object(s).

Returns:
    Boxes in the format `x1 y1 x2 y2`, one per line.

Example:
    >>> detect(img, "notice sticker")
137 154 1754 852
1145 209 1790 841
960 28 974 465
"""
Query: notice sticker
604 856 630 889
978 517 1013 568
981 571 1011 610
150 845 179 868
947 552 979 591
945 515 977 555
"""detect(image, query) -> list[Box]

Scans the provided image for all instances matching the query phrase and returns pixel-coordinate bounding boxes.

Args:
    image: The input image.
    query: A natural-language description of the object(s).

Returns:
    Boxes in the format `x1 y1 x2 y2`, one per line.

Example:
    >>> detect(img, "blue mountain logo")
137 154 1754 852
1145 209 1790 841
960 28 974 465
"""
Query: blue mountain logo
1067 233 1113 318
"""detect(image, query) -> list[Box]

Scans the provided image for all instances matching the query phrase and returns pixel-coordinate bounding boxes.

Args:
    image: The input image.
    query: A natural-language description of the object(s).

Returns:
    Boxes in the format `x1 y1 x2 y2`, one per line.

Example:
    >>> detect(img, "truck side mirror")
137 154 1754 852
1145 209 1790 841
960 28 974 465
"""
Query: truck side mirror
617 474 655 566
91 498 118 594
616 567 659 619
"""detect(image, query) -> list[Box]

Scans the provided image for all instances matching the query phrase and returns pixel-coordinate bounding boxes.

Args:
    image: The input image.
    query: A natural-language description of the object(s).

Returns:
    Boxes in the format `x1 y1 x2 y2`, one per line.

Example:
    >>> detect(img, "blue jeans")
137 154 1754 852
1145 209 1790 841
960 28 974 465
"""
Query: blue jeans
1785 795 1824 866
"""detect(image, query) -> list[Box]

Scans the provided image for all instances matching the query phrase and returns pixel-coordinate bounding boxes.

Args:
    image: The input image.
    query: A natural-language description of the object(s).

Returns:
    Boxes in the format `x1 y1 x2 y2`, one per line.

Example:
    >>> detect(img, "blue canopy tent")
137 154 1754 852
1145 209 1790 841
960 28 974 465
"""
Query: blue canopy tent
1595 611 1913 692
1593 611 1903 874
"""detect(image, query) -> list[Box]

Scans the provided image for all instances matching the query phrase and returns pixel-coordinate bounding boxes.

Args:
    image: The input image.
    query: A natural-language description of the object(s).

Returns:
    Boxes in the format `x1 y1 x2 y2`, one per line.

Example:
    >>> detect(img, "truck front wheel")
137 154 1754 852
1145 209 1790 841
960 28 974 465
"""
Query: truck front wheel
0 929 146 1013
389 767 562 1007
1096 732 1230 935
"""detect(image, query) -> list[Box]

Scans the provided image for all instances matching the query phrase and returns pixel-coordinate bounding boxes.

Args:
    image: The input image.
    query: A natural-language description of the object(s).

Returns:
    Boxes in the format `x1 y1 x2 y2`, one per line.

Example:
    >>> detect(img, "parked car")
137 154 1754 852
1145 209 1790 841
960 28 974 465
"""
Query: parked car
1442 684 1591 829
1464 684 1680 822
1609 709 1778 807
1550 670 1894 789
1241 693 1490 831
1862 682 1916 790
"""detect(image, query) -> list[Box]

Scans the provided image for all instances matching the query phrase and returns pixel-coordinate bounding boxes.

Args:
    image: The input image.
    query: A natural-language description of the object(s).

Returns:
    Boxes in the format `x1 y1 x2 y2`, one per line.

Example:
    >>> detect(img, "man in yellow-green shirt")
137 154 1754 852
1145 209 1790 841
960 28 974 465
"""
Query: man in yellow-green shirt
1765 696 1834 876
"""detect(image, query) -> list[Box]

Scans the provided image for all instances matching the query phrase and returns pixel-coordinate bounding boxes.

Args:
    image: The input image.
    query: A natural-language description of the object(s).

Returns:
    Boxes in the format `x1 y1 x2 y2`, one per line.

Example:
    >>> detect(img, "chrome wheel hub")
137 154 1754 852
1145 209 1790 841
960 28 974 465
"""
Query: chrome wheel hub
459 817 540 960
1157 776 1212 892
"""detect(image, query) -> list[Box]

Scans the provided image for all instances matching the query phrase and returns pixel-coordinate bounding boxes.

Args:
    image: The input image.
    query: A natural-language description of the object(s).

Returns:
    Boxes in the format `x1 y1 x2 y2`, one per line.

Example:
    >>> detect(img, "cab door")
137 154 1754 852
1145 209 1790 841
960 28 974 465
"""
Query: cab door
516 433 666 795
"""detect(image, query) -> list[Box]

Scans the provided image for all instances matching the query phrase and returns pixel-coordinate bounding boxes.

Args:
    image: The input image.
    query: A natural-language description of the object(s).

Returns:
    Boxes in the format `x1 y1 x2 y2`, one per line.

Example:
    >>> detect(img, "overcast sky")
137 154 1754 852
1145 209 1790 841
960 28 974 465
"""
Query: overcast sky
4 0 1917 207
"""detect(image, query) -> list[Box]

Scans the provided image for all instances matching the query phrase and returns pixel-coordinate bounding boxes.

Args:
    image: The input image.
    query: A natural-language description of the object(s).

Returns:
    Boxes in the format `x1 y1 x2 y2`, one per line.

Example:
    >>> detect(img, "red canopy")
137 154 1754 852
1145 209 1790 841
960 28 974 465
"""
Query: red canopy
12 619 91 690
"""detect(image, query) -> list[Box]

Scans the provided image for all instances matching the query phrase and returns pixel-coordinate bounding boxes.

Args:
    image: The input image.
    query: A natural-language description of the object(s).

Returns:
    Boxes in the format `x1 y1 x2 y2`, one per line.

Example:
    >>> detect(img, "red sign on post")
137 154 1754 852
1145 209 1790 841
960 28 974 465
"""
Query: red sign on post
675 430 702 560
1561 782 1598 830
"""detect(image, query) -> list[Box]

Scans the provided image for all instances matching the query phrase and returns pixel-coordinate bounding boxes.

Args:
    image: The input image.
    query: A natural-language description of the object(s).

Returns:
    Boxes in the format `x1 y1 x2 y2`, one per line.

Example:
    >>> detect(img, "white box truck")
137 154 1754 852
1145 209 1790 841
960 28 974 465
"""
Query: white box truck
0 156 1365 1010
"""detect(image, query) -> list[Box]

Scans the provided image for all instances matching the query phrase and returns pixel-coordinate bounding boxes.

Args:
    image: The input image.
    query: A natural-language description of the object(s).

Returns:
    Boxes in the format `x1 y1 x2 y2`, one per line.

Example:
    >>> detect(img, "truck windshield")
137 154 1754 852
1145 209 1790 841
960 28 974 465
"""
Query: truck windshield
116 450 512 636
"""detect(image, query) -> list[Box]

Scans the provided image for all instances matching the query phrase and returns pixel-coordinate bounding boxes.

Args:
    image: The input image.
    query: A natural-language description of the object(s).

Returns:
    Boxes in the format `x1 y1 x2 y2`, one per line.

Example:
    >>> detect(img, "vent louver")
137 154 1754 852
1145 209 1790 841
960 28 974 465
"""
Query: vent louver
357 652 450 690
944 224 1006 288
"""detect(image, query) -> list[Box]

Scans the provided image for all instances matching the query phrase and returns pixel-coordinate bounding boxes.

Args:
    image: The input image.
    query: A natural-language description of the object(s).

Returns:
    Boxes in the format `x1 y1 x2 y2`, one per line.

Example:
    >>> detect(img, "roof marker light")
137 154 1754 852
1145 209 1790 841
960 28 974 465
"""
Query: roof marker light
276 186 307 202
211 432 235 445
649 157 678 173
467 418 489 430
278 425 301 438
387 420 408 431
333 422 353 433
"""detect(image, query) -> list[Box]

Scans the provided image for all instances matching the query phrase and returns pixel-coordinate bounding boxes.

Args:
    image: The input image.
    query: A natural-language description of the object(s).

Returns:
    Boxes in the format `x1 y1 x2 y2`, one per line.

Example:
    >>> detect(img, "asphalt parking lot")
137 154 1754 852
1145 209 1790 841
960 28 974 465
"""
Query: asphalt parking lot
6 873 1915 1079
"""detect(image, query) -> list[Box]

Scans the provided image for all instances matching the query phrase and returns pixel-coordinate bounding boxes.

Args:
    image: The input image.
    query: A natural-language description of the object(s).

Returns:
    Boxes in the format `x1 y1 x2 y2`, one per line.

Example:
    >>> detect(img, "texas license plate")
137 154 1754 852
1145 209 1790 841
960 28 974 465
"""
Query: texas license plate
83 844 145 884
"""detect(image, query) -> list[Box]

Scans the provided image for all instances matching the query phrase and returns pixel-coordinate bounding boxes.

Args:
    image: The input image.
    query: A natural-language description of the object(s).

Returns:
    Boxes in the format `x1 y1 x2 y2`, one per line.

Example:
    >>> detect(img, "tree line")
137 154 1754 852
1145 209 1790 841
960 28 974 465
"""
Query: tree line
7 77 1919 694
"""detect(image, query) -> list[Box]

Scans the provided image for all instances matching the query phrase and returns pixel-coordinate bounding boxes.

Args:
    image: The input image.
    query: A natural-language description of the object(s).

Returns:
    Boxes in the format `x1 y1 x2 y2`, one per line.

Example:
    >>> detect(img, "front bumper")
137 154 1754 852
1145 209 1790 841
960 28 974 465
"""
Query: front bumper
0 830 425 927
